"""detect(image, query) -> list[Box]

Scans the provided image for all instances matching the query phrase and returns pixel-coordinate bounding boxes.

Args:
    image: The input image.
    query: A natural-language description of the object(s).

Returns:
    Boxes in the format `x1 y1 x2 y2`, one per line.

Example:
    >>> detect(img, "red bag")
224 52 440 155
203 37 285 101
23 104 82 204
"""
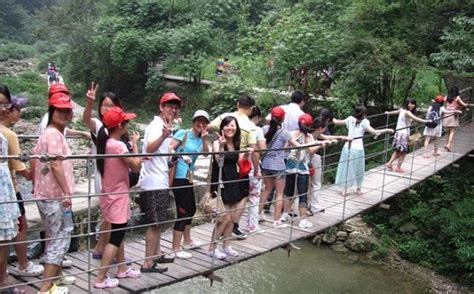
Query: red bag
309 163 315 177
238 159 252 178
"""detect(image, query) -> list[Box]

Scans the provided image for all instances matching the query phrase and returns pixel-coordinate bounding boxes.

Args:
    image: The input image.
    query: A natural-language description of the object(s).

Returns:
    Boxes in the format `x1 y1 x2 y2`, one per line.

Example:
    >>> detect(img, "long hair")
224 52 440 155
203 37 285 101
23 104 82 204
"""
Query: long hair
265 116 283 144
0 84 12 102
298 122 313 134
220 116 241 151
402 98 417 115
446 86 459 104
96 125 114 177
98 92 122 120
430 101 442 114
46 106 56 126
354 105 367 125
318 108 333 125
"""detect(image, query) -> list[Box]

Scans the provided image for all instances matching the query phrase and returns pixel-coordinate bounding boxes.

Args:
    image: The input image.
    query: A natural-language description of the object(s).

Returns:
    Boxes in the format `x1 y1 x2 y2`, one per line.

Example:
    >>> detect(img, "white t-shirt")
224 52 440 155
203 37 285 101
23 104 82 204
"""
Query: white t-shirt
280 103 304 132
139 116 171 190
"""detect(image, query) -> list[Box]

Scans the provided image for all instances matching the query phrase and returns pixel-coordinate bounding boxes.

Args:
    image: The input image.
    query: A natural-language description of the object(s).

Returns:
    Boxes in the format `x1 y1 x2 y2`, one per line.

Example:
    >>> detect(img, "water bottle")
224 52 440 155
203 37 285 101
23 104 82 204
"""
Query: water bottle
63 208 74 233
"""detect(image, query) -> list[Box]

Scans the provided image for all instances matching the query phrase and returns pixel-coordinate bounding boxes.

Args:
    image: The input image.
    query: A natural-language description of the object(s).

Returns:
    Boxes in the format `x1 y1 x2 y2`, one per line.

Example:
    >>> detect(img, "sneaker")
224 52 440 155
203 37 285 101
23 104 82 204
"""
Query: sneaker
175 250 193 259
223 246 239 257
207 248 227 260
11 261 44 277
298 219 313 229
38 283 69 294
280 213 291 222
232 227 247 240
57 274 76 286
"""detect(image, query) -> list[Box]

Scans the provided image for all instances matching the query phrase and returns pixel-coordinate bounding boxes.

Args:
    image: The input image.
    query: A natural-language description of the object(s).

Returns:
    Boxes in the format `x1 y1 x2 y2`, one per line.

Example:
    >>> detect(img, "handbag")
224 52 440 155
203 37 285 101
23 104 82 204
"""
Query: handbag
238 158 252 178
168 130 189 187
199 191 225 223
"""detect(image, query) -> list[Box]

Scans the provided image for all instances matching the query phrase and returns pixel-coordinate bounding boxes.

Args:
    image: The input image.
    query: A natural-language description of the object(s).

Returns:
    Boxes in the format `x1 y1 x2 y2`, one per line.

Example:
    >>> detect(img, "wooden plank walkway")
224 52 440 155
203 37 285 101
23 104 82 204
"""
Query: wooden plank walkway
8 120 473 293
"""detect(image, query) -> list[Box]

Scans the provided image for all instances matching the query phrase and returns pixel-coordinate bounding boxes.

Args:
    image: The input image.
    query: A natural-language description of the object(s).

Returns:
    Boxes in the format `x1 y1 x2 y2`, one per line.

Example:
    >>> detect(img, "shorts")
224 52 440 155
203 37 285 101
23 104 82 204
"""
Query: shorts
139 189 169 225
261 169 286 180
284 173 309 208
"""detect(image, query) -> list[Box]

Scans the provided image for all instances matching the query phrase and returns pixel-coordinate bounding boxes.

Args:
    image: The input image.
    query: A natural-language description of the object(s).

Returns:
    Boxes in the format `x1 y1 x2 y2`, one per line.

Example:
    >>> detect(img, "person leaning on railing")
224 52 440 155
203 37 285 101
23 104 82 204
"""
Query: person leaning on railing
93 107 142 289
443 86 473 152
333 105 394 196
0 85 22 292
31 92 76 294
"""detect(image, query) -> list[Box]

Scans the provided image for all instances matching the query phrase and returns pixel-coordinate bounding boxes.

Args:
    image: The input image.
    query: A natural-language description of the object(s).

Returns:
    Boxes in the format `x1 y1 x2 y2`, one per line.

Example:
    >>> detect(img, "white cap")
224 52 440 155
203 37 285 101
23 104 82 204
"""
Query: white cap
192 110 210 123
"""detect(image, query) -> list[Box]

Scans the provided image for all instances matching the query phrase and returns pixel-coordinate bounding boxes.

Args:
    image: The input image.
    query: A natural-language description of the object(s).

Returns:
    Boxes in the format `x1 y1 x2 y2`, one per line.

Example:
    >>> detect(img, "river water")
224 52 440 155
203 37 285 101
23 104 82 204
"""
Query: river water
155 240 428 294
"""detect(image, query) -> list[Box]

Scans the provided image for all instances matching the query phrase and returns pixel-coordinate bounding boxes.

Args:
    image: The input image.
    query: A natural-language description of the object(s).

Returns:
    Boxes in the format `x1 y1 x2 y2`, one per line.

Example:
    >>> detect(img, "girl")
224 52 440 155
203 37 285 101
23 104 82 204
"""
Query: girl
443 87 472 152
0 85 21 292
334 106 393 196
94 107 142 289
385 98 427 172
168 110 210 259
208 116 246 259
82 82 126 261
283 114 322 229
258 107 299 225
32 92 75 294
423 95 461 158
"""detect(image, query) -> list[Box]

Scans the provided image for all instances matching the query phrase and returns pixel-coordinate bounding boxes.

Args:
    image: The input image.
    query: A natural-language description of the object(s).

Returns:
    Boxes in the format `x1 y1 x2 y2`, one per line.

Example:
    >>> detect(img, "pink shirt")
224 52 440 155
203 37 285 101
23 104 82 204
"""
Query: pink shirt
446 97 462 111
33 127 74 199
100 138 130 224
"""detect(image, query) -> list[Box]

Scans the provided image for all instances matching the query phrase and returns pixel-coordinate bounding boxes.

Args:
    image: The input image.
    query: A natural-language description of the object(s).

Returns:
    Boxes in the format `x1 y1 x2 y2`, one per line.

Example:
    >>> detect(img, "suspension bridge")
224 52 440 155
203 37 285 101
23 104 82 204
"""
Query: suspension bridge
3 112 473 293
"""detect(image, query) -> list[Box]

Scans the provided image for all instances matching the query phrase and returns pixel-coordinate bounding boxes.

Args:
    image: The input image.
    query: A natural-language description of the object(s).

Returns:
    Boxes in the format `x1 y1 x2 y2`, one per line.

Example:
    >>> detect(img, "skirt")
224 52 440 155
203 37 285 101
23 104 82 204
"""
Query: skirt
0 166 20 241
443 114 459 128
392 131 409 152
335 147 365 189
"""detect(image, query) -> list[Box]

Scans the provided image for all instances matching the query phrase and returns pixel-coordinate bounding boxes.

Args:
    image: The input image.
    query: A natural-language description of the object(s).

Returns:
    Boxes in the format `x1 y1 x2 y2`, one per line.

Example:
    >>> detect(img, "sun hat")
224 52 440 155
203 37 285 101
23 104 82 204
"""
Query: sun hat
271 106 285 120
48 84 69 98
192 110 210 123
434 95 445 104
48 92 73 109
102 106 136 128
298 113 314 127
160 92 182 105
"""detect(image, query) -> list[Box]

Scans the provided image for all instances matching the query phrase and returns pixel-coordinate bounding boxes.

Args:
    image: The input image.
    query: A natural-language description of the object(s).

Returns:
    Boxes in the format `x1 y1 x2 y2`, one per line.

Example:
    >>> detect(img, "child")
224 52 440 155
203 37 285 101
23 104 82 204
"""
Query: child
94 107 142 289
385 98 427 172
423 95 461 158
334 106 393 196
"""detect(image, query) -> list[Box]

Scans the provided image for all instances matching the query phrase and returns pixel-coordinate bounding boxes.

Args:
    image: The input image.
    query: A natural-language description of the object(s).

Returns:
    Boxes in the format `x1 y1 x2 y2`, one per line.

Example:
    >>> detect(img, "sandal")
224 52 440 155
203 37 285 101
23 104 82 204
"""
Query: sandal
154 254 175 264
394 168 406 173
385 164 393 171
140 262 167 273
444 146 451 152
94 276 119 289
12 261 44 277
116 267 140 279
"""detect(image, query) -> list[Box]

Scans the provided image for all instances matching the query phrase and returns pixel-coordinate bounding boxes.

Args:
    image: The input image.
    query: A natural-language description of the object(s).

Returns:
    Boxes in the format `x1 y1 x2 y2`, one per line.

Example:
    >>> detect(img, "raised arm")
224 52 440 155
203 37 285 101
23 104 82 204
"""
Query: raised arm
83 82 99 132
384 109 401 116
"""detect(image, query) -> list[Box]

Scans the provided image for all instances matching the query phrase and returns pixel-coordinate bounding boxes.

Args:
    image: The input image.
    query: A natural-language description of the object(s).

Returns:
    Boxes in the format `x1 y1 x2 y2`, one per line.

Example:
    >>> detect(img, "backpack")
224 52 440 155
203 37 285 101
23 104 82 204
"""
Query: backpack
425 109 439 128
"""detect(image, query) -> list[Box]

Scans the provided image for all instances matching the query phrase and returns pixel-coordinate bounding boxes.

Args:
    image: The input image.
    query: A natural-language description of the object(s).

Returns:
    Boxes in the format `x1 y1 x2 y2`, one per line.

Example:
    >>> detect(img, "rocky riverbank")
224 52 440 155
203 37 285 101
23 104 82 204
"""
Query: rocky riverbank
311 215 471 293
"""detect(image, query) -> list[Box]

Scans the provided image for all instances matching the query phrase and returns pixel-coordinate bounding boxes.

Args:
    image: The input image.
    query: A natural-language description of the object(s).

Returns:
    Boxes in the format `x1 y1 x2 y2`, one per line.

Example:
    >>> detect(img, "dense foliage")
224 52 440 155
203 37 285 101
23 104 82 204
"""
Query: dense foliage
365 156 474 286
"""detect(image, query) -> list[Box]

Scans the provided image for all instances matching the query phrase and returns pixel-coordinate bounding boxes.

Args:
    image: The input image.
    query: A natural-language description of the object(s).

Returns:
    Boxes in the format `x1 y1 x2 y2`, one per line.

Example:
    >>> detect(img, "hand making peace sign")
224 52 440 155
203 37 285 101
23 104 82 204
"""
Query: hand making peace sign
86 81 99 102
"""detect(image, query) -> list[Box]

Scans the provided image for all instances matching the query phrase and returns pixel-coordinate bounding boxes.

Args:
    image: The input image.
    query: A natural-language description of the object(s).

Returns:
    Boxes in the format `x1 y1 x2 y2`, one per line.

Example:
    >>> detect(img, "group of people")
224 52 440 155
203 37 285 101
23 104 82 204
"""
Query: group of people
46 63 62 86
0 81 470 293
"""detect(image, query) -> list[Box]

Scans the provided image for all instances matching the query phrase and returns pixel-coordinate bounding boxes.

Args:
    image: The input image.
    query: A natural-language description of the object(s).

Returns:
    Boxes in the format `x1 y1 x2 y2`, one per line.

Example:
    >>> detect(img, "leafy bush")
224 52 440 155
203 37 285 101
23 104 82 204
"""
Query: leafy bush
0 39 37 60
1 72 47 107
208 76 253 118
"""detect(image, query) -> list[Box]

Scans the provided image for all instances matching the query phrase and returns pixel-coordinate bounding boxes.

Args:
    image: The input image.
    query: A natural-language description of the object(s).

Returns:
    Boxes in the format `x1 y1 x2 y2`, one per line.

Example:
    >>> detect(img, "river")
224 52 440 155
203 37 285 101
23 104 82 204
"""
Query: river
154 240 428 294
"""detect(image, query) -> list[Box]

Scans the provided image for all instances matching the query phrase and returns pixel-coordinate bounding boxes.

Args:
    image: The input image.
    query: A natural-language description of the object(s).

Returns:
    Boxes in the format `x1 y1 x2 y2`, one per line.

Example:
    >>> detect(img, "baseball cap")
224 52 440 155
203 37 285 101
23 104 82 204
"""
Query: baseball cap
10 96 28 110
298 113 314 127
192 110 210 123
160 92 182 105
434 95 445 104
102 106 136 128
48 84 69 98
49 92 73 109
271 106 285 120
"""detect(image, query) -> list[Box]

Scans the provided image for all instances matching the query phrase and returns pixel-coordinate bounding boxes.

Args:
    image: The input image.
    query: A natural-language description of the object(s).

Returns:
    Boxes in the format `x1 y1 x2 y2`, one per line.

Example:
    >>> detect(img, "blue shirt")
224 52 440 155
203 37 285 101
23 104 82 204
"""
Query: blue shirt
173 129 203 179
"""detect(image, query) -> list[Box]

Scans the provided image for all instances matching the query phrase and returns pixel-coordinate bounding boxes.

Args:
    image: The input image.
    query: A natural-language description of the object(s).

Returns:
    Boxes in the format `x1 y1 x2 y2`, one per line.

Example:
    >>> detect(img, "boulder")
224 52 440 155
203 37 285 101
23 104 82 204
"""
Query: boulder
336 231 348 241
342 215 365 232
330 241 349 252
344 231 374 252
311 234 322 246
322 226 338 244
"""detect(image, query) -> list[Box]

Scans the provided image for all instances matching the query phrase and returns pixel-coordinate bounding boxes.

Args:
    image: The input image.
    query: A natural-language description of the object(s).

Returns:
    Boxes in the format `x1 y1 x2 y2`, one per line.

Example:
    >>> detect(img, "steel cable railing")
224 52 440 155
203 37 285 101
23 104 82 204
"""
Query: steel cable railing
0 109 472 291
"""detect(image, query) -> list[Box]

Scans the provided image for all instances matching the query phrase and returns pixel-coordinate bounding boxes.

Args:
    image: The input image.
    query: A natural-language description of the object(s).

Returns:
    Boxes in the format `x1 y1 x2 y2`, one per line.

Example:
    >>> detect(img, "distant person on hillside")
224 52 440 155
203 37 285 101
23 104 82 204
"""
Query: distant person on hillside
223 57 232 73
47 63 58 86
0 89 44 278
334 106 393 196
215 57 225 76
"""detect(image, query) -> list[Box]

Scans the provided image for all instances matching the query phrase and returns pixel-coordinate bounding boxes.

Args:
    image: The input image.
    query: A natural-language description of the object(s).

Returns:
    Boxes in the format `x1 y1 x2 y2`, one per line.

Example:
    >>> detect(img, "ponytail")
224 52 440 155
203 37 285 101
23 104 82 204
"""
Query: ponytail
265 117 282 144
96 126 110 177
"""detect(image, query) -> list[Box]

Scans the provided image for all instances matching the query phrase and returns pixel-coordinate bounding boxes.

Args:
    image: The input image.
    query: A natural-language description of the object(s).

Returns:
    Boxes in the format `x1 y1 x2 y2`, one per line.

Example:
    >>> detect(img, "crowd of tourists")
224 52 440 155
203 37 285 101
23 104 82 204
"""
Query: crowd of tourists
0 82 470 293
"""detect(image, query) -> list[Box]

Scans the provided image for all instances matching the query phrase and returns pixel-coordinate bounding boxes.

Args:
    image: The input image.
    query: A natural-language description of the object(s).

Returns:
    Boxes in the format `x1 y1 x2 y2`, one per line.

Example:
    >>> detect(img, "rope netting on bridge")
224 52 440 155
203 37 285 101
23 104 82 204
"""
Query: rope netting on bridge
0 107 473 293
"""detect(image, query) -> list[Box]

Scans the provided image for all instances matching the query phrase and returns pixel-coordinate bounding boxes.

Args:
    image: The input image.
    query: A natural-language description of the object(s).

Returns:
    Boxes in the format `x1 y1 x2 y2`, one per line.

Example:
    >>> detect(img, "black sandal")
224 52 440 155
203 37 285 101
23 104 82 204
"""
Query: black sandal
154 254 175 264
140 261 168 273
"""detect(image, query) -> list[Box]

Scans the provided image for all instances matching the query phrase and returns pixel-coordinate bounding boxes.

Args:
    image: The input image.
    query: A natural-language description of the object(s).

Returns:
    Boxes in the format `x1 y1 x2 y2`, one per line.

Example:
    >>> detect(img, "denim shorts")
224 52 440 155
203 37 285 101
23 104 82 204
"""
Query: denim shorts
261 168 286 180
284 173 309 208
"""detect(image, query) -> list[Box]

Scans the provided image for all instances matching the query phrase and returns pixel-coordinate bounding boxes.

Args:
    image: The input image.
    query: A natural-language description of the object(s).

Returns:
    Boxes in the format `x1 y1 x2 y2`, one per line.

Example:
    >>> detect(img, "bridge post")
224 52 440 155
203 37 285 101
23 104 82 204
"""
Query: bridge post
408 125 419 188
342 141 352 220
86 157 93 293
380 114 390 201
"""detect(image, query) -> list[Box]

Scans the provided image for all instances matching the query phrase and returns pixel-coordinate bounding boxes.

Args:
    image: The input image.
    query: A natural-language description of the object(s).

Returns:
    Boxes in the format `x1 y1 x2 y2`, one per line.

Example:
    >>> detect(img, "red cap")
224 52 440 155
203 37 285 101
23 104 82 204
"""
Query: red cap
160 92 182 105
434 95 445 104
48 84 69 98
298 113 313 127
271 106 285 120
102 106 136 128
48 93 73 109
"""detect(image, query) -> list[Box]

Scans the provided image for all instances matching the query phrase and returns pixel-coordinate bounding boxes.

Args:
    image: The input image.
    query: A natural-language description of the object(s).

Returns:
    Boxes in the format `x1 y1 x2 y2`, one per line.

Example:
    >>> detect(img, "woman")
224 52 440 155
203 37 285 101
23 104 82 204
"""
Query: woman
334 106 393 196
168 110 210 259
93 107 142 289
82 82 125 260
258 107 299 225
0 85 21 292
283 114 321 228
385 98 427 172
443 87 471 152
208 116 246 259
32 92 76 294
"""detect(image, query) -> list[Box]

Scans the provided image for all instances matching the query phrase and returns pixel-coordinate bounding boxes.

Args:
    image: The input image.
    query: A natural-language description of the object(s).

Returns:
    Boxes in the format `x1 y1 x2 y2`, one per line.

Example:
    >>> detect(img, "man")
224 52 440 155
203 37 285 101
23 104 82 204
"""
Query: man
208 95 259 239
265 90 307 132
0 96 44 277
139 92 182 273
